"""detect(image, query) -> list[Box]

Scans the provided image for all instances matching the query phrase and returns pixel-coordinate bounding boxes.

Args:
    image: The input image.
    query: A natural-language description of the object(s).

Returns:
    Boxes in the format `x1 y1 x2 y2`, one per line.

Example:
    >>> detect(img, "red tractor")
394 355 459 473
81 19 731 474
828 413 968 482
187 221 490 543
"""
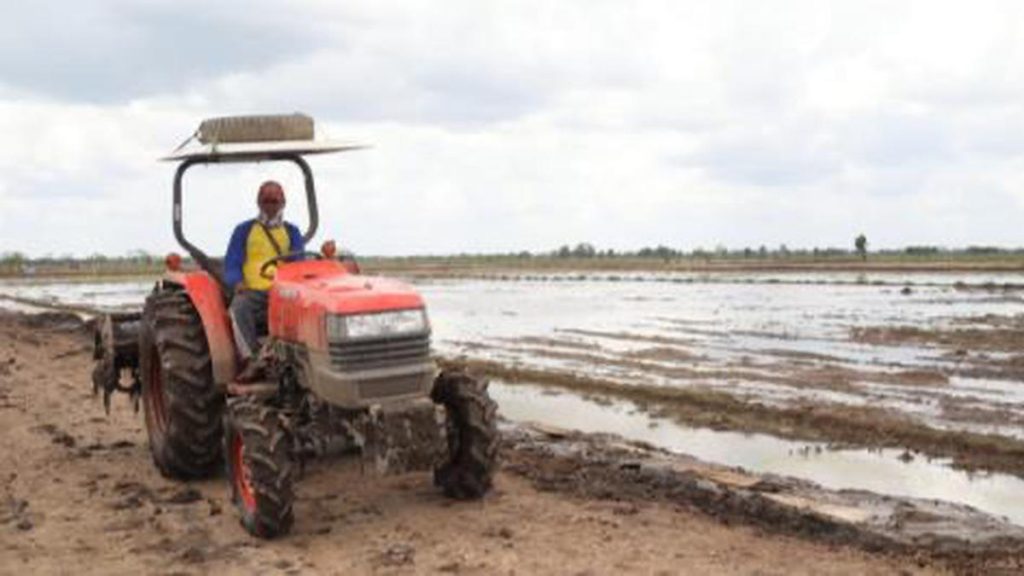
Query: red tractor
92 115 499 538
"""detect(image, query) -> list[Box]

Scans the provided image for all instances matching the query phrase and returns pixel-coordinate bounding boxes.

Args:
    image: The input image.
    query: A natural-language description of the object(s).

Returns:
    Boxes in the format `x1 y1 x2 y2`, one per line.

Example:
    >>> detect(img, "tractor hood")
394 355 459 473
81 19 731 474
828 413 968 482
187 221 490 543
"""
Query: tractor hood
269 260 428 347
273 260 426 316
303 274 426 315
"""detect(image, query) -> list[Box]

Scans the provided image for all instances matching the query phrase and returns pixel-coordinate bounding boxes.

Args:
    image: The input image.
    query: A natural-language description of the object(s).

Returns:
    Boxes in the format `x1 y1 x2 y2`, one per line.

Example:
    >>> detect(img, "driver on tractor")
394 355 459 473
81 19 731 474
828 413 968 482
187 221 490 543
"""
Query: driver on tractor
225 180 305 381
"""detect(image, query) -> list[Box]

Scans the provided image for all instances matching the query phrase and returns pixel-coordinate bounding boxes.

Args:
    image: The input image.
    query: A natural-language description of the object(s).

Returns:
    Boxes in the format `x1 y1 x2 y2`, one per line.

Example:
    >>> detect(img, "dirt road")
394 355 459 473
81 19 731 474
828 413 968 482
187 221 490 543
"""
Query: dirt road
0 311 973 574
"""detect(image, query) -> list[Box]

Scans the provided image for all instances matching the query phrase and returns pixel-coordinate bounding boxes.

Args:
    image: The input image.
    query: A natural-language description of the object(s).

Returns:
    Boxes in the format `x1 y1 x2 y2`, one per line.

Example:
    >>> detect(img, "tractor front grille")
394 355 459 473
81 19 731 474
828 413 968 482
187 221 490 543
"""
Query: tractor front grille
328 333 431 372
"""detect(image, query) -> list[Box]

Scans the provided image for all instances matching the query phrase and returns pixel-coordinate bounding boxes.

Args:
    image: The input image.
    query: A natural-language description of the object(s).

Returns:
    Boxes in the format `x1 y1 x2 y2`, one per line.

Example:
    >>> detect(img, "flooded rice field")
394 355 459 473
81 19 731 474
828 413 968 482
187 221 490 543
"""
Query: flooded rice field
425 272 1024 436
3 271 1024 524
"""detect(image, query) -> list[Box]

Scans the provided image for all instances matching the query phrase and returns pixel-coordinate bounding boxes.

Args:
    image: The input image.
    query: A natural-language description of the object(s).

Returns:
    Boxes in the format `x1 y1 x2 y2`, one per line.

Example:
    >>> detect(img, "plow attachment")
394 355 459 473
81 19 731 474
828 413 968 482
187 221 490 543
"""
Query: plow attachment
91 312 142 413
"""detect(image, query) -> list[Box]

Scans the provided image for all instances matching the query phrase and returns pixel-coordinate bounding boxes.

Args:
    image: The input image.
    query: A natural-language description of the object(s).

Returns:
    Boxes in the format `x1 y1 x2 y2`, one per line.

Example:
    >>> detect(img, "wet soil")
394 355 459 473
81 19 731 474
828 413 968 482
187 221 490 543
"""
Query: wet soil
476 333 951 393
505 426 1024 575
852 323 1024 355
852 320 1024 384
0 310 996 575
453 357 1024 479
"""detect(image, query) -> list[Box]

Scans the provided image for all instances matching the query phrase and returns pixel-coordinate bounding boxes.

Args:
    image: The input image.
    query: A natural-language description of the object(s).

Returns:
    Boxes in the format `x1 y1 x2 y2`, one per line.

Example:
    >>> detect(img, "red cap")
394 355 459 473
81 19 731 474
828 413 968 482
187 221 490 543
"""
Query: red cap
257 180 285 204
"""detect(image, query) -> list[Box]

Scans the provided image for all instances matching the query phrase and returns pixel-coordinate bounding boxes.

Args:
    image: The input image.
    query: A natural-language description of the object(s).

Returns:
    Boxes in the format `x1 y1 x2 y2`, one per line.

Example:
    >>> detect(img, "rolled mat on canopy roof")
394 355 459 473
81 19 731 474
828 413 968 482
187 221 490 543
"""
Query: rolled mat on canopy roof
198 114 315 144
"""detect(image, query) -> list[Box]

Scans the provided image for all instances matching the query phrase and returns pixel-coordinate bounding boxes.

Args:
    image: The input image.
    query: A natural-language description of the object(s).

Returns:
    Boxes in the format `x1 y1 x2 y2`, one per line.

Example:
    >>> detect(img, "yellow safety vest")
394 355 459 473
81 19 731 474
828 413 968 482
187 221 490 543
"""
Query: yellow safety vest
242 224 291 291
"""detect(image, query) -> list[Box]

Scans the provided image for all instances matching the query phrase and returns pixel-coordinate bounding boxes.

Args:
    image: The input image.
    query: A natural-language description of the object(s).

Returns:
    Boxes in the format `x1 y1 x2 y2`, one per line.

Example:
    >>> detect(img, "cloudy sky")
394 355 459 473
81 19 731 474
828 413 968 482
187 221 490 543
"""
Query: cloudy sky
2 0 1023 257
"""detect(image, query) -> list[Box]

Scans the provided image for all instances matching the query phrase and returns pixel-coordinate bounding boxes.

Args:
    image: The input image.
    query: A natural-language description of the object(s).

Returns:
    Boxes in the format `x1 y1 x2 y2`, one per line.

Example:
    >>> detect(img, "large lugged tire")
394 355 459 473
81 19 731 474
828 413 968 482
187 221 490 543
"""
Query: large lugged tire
139 287 223 478
431 371 500 499
224 397 295 539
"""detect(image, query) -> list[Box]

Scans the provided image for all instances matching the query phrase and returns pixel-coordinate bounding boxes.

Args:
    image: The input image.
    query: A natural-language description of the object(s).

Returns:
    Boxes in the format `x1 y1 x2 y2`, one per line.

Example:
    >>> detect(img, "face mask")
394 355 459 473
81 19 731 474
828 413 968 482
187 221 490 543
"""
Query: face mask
258 209 284 227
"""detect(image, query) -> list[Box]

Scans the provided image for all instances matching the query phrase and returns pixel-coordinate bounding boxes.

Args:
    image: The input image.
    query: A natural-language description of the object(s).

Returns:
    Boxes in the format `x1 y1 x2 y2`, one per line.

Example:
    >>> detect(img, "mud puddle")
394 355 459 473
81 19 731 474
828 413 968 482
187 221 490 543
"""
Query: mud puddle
492 380 1024 527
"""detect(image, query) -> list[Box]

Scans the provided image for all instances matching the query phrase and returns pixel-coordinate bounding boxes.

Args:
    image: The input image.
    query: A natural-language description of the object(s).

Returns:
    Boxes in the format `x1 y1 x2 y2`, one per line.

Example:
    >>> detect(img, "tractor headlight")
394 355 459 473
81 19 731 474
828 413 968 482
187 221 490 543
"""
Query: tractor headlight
325 309 429 341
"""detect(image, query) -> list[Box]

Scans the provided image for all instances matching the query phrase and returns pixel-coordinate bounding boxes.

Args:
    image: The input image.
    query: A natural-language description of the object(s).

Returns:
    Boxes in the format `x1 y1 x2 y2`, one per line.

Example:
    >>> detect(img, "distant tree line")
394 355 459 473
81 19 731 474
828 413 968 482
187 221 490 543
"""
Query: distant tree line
0 250 163 276
535 241 1024 261
4 242 1024 277
4 245 1024 267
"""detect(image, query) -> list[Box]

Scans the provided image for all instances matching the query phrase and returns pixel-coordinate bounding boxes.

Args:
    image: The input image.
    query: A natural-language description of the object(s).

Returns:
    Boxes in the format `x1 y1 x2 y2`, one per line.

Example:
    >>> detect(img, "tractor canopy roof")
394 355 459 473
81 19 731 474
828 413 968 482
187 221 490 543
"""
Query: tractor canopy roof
162 139 365 162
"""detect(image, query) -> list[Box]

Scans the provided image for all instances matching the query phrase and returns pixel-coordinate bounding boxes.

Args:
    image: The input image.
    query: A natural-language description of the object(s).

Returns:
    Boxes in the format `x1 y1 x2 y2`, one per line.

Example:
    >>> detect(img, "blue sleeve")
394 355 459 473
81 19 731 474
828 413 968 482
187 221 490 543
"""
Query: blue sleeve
286 223 305 255
225 221 251 290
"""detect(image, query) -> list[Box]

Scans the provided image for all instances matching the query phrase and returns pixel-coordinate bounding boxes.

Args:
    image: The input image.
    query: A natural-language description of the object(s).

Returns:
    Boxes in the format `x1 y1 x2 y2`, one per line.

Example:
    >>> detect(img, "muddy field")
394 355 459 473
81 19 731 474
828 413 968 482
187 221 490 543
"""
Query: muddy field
0 310 979 575
3 271 1024 573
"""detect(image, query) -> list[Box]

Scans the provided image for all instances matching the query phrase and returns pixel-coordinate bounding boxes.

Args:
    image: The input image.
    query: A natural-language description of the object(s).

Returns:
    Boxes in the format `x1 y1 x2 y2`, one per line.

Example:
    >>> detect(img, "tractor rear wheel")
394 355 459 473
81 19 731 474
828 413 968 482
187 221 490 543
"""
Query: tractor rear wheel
224 397 295 539
431 370 500 499
139 287 223 478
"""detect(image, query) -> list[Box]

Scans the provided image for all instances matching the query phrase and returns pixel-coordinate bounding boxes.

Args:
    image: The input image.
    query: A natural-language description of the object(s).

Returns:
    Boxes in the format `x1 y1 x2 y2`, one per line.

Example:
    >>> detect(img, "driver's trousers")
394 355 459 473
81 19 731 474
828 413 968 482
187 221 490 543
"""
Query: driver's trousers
229 289 269 360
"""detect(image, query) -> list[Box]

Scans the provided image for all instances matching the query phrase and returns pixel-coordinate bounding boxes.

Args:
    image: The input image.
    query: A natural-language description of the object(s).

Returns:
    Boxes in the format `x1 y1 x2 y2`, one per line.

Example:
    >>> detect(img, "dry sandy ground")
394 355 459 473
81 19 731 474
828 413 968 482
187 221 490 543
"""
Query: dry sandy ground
0 312 939 575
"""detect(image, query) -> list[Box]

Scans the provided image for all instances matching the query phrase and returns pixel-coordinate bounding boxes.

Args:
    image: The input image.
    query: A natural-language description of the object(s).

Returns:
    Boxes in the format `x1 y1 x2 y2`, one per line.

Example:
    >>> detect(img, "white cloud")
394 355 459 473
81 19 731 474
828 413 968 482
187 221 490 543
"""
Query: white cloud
2 0 1024 257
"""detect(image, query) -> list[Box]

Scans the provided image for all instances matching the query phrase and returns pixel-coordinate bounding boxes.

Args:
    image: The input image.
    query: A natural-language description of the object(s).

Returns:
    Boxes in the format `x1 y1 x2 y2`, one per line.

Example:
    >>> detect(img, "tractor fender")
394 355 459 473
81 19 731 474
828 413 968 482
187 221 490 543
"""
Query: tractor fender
162 272 237 387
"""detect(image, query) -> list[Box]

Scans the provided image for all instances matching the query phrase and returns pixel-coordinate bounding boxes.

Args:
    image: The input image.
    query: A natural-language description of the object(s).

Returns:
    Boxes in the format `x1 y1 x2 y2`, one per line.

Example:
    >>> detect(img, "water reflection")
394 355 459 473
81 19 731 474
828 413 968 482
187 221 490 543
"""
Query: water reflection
493 381 1024 527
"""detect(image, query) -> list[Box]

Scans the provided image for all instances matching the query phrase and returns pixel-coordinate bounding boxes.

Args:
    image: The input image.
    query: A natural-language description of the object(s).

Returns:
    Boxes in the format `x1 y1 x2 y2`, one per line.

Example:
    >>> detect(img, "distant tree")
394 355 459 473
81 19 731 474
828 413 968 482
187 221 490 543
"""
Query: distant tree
556 245 571 258
126 249 154 264
653 245 677 262
572 243 596 258
0 251 26 274
965 246 1001 254
855 234 868 261
691 247 710 264
1 251 25 264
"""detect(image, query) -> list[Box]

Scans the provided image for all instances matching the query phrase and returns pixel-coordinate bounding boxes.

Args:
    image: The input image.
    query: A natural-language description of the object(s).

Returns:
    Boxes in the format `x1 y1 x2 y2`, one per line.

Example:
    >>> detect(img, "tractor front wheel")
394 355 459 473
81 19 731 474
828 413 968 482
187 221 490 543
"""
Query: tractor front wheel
431 370 500 499
139 287 223 478
223 397 295 539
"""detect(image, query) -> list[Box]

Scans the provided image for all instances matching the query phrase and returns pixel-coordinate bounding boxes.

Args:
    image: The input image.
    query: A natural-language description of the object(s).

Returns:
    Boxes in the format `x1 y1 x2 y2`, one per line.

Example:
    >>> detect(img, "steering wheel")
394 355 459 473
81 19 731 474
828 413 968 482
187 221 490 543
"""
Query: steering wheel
259 251 325 279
